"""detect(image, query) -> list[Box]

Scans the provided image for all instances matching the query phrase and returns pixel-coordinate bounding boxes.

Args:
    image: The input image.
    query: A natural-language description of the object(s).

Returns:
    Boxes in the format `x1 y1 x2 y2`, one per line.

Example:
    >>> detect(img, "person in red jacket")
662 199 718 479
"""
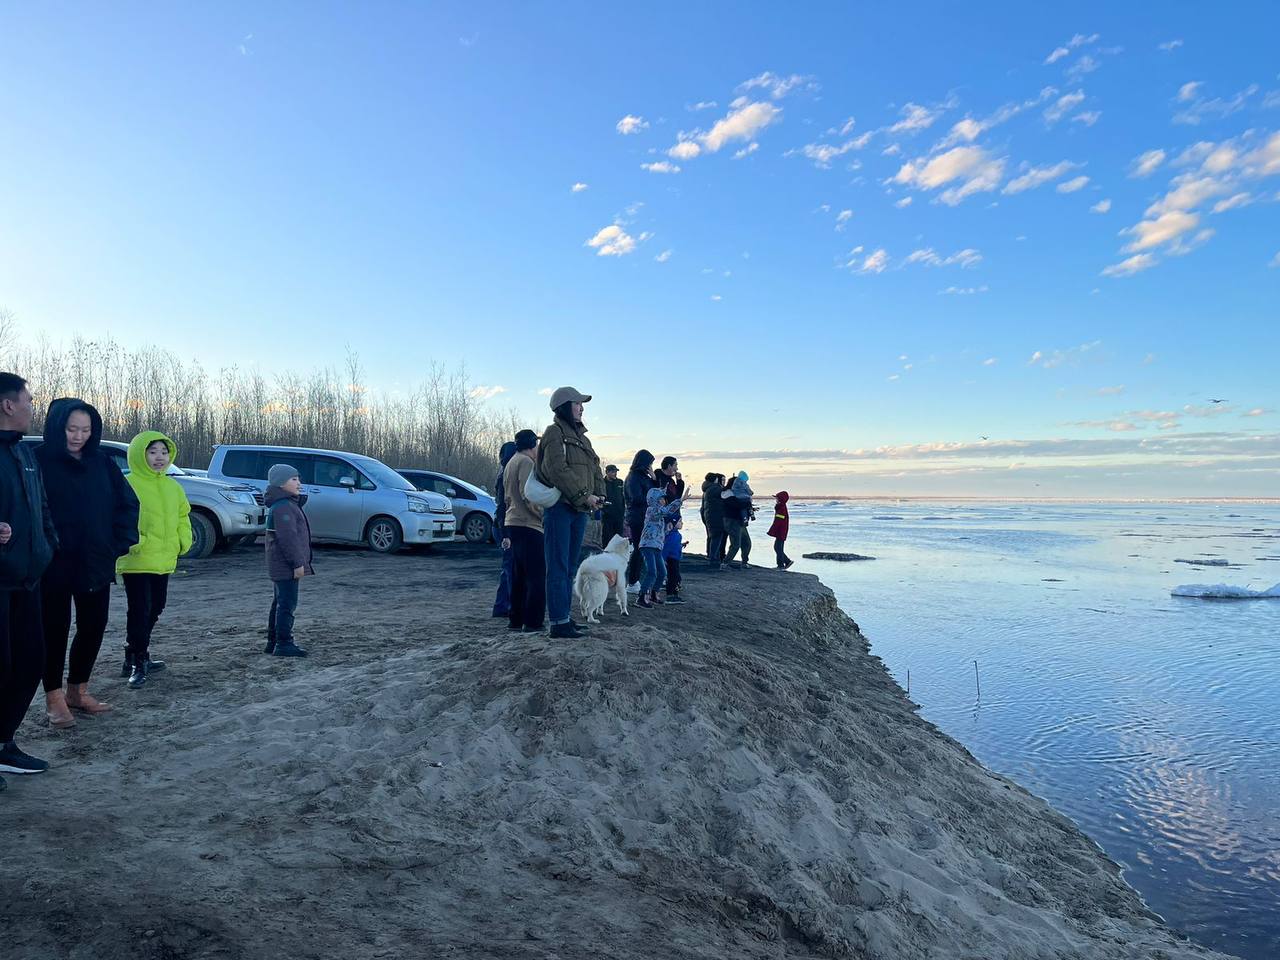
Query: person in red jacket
767 491 793 570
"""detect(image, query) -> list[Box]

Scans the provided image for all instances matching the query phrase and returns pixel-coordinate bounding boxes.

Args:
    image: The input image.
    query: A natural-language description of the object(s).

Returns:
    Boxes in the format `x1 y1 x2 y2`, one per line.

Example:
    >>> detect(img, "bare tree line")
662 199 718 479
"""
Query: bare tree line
1 317 519 488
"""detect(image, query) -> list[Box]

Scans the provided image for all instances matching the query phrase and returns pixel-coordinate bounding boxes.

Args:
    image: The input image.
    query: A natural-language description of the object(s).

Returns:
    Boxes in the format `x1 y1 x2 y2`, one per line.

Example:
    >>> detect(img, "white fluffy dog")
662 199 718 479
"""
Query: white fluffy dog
573 534 633 624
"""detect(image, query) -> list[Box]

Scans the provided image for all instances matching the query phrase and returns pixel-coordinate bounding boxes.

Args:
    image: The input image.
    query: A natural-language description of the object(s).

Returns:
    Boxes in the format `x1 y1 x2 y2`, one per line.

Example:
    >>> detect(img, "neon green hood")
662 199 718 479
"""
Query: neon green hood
127 430 178 477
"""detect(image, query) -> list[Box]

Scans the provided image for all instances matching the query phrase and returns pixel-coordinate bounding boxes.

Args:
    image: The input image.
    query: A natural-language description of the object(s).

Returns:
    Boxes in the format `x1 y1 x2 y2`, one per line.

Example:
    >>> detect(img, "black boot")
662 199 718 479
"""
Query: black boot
127 656 150 689
264 634 276 655
121 650 133 678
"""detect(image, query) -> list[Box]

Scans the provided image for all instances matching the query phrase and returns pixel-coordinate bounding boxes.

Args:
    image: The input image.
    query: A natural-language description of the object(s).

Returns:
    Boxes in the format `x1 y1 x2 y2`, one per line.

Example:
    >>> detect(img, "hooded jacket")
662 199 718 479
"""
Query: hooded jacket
700 477 725 530
767 492 790 540
625 468 658 532
537 415 605 512
35 398 139 592
116 430 192 575
265 485 314 581
640 487 683 550
0 428 58 592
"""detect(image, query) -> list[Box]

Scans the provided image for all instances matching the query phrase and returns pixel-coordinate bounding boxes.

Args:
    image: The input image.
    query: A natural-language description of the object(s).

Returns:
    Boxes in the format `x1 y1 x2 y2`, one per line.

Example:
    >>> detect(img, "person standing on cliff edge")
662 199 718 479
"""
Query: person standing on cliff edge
768 491 793 570
0 372 58 785
536 387 605 639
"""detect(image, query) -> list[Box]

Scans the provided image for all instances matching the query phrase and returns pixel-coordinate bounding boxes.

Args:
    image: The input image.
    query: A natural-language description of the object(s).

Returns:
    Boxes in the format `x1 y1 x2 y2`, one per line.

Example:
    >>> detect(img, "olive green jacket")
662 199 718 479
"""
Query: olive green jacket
537 416 605 512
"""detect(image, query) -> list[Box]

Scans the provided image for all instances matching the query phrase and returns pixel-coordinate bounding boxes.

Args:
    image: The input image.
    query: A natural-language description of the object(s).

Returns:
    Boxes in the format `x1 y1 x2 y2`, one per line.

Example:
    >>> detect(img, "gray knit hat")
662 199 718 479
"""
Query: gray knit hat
268 463 300 487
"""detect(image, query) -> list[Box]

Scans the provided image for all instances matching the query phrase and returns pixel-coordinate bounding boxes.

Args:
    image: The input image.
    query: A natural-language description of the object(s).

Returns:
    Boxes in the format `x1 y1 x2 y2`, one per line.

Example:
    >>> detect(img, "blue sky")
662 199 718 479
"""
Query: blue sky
1 2 1277 497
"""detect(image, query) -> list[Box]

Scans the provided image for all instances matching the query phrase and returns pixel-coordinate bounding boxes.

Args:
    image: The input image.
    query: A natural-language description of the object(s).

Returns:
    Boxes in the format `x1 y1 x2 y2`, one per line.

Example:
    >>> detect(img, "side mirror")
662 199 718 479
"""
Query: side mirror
446 487 458 498
339 476 356 489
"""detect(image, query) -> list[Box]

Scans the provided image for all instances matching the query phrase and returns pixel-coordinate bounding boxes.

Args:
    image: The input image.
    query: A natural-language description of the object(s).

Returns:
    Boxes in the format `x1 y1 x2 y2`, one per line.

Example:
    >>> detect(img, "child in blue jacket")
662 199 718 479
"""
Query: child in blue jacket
662 518 686 604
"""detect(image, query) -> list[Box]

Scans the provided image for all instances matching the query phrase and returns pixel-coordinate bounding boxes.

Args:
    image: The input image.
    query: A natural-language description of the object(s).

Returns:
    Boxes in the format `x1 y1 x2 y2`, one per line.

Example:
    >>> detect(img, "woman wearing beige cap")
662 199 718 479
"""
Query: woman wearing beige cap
536 387 605 639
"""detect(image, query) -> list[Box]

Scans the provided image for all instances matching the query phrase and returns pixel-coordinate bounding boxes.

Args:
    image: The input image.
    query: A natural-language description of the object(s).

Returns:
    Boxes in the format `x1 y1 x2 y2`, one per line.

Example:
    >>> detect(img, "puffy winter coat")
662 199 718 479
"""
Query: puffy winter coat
640 487 682 550
0 430 57 591
265 485 314 581
537 415 604 512
767 492 790 540
701 478 725 531
116 431 192 575
36 398 139 592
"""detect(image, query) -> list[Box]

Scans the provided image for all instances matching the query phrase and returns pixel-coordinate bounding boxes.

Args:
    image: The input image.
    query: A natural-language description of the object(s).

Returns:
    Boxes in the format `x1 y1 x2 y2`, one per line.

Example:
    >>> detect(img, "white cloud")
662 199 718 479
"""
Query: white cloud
1057 175 1090 193
537 387 554 396
654 249 672 263
1243 407 1270 417
1145 176 1229 217
586 223 640 257
939 285 989 295
571 182 589 193
1122 210 1201 252
895 196 913 208
1067 55 1100 81
1003 160 1078 194
983 357 998 365
733 142 759 159
1045 90 1086 123
1027 340 1102 368
738 72 816 100
793 133 870 168
1091 198 1112 213
616 114 649 135
934 88 1058 150
641 161 681 174
1044 47 1071 65
1097 385 1126 396
668 139 702 160
890 102 943 134
835 209 853 229
882 143 901 156
469 385 507 401
1071 111 1101 126
893 145 1006 205
688 100 717 112
1269 251 1280 268
1044 32 1098 65
1130 149 1166 178
946 117 984 143
1212 192 1252 212
1174 83 1259 125
906 247 983 268
710 294 722 301
857 249 889 274
1176 81 1203 103
1158 39 1184 52
1101 252 1158 277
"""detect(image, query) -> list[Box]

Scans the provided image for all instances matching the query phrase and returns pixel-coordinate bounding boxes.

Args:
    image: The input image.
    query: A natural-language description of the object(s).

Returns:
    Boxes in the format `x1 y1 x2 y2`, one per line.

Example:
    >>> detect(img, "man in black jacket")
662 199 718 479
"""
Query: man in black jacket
37 398 140 725
0 372 58 784
701 473 727 568
601 465 625 548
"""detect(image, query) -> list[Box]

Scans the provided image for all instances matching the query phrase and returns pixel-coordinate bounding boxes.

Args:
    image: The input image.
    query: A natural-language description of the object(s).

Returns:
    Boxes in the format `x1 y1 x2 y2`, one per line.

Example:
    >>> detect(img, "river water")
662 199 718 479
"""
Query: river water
774 499 1280 960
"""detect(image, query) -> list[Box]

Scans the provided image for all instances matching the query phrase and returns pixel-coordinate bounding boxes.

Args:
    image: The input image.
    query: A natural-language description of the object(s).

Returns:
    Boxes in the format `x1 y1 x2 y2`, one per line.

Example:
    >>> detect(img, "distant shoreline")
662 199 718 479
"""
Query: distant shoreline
783 496 1280 505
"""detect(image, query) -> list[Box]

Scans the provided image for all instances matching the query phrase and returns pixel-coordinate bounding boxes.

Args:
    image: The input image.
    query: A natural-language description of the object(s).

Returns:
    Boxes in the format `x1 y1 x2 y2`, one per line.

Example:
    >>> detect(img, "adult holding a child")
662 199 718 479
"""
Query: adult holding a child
536 387 605 639
36 398 139 727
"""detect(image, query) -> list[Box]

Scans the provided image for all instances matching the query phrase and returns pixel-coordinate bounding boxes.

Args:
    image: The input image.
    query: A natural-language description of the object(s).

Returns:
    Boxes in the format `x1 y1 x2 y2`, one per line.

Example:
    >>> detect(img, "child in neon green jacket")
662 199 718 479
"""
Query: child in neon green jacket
116 431 191 688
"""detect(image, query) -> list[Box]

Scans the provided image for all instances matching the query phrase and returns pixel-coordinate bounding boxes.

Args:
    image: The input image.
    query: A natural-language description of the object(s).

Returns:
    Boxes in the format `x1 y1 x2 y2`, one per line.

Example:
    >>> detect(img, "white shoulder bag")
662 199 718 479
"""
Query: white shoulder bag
524 446 562 508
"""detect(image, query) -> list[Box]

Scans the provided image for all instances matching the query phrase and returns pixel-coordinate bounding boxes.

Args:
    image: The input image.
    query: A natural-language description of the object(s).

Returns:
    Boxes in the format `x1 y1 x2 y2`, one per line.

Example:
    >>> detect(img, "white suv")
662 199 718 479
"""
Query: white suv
207 444 456 552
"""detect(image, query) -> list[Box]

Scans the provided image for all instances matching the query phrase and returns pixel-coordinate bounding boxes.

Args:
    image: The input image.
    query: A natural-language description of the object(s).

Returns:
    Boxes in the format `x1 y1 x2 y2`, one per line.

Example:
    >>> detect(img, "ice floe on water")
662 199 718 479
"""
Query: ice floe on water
1174 558 1230 566
1171 582 1280 599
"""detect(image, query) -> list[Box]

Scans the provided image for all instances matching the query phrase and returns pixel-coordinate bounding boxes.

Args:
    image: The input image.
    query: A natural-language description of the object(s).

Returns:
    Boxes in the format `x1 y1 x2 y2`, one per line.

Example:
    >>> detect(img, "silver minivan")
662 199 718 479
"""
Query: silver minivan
207 444 456 553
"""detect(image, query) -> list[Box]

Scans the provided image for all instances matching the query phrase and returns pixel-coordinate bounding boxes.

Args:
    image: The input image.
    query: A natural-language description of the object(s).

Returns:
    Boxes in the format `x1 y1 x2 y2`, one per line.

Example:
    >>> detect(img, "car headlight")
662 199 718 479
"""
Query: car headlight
218 489 257 504
407 496 430 514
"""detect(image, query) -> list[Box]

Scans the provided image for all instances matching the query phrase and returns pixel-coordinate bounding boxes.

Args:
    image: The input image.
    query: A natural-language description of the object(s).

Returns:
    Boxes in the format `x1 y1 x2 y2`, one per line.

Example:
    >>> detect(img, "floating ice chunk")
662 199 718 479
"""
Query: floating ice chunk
1174 558 1230 566
1171 582 1280 599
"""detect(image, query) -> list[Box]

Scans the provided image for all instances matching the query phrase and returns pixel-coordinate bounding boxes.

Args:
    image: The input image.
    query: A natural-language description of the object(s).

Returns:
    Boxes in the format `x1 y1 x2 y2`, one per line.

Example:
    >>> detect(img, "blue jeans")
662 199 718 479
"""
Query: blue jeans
543 502 587 625
639 547 663 595
492 541 515 616
268 578 300 646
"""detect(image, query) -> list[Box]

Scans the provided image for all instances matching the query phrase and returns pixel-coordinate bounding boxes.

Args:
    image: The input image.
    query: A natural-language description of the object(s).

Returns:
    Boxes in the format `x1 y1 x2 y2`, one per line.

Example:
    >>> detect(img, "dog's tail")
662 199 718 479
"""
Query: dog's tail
572 565 585 607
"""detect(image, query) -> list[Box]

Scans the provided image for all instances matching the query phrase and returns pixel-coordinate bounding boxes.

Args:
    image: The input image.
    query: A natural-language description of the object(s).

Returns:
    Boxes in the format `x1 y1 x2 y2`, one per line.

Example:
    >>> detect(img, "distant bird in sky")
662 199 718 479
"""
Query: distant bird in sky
979 436 989 441
1208 398 1226 404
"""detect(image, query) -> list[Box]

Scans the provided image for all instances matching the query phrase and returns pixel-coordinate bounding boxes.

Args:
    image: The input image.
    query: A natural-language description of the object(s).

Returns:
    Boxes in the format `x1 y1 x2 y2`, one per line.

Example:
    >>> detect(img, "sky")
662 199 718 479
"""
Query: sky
1 1 1278 498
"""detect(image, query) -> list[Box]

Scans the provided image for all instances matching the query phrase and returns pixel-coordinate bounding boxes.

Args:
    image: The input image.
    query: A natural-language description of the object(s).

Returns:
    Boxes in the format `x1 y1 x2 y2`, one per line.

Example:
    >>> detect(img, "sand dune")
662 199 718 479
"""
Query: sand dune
4 546 1233 959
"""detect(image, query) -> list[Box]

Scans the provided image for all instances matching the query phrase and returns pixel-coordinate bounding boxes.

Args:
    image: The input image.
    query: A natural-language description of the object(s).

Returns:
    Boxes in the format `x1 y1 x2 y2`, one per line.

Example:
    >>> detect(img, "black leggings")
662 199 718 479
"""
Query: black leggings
123 573 169 657
42 581 111 690
0 588 44 742
625 522 644 585
774 538 792 567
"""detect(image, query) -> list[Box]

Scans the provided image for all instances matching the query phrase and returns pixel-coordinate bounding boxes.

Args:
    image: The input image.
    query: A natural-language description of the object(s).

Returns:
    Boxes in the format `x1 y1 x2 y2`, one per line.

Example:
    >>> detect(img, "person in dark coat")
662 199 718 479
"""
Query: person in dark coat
601 465 625 548
0 372 59 782
492 440 518 618
659 456 686 501
36 398 139 727
701 473 727 569
623 450 658 590
263 463 314 658
767 491 793 569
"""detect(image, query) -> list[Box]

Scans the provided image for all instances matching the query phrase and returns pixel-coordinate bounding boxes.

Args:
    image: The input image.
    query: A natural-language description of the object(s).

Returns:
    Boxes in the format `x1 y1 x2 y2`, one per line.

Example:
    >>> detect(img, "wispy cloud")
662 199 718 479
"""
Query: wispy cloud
586 223 642 257
687 100 718 112
906 247 983 268
1027 340 1102 369
1003 160 1079 194
668 98 783 161
1057 175 1090 193
1044 32 1099 66
654 249 672 263
1096 385 1126 396
616 114 649 135
791 132 871 168
1091 198 1112 213
835 209 853 230
733 142 759 159
1130 149 1167 178
1173 82 1259 125
1101 253 1157 277
570 182 589 193
889 101 946 134
469 385 507 401
537 387 554 396
1158 39 1184 52
939 285 989 295
737 72 817 100
641 161 681 174
1044 90 1086 124
892 145 1006 205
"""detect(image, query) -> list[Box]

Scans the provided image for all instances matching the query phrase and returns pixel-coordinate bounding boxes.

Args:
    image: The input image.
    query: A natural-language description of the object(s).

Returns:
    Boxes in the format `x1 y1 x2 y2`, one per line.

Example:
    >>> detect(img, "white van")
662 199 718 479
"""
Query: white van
207 445 456 553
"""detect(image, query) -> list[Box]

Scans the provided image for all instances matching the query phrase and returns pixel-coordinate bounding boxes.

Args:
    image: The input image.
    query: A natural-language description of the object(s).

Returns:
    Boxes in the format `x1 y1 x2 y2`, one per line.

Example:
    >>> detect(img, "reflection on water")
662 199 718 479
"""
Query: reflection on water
785 500 1280 960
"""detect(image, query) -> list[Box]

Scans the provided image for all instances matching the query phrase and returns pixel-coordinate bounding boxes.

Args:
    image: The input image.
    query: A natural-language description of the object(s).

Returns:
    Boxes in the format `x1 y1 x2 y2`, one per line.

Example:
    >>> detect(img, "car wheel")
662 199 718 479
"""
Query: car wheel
365 517 404 554
462 512 492 544
185 512 218 560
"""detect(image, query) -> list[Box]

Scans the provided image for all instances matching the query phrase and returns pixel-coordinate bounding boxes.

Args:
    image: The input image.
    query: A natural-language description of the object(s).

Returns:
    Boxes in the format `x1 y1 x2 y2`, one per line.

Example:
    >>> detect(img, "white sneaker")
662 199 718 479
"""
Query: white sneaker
626 583 641 595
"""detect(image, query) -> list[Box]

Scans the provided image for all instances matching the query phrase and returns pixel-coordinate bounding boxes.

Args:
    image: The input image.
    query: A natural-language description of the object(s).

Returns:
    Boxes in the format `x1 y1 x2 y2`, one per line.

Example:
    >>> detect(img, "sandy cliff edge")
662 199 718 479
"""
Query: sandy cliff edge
4 547 1235 960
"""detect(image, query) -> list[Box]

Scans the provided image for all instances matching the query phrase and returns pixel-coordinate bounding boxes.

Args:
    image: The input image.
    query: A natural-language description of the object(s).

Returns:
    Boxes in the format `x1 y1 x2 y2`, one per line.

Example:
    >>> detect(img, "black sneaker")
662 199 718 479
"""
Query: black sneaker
147 656 167 673
0 774 6 792
570 620 591 634
121 651 132 678
127 659 149 689
521 624 545 633
784 559 795 569
665 595 686 604
0 741 50 775
273 642 308 658
549 622 585 639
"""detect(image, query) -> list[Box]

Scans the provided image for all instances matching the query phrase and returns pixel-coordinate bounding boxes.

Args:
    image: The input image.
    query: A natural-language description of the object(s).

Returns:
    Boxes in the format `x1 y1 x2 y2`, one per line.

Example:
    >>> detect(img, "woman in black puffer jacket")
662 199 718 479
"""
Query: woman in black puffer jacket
623 449 658 587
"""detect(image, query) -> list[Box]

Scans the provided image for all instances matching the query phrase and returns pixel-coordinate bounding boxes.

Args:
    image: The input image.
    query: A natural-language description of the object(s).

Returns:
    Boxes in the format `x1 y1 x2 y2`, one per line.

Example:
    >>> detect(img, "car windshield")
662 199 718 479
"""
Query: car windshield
356 457 417 491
